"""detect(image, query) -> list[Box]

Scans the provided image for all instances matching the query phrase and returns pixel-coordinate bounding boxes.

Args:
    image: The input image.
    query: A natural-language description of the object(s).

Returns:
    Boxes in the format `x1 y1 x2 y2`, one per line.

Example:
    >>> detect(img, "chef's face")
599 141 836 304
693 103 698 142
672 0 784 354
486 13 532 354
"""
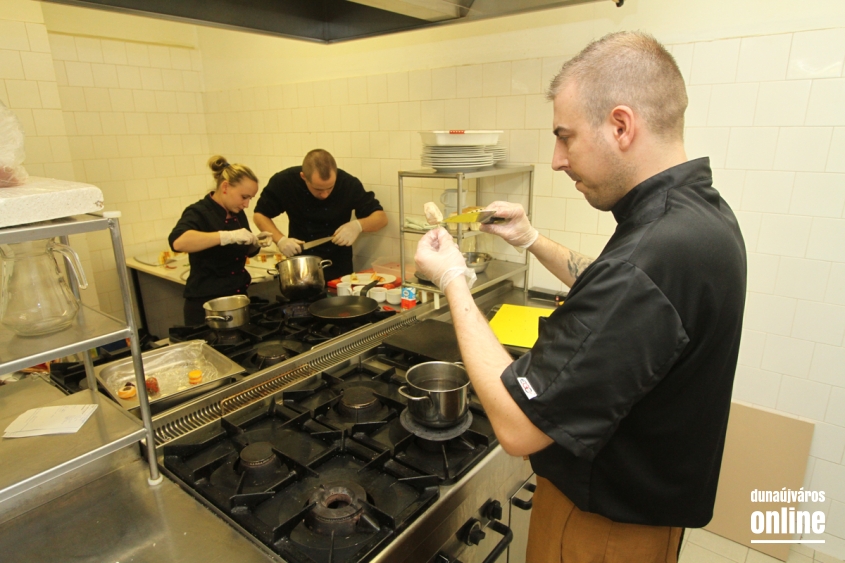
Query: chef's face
301 171 336 200
551 82 632 212
219 178 258 214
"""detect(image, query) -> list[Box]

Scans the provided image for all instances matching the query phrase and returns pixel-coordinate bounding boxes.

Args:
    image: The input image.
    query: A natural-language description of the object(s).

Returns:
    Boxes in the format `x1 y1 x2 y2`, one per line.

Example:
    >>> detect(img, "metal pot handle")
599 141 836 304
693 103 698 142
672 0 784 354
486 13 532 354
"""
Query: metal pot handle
205 314 233 322
397 386 431 402
319 260 333 269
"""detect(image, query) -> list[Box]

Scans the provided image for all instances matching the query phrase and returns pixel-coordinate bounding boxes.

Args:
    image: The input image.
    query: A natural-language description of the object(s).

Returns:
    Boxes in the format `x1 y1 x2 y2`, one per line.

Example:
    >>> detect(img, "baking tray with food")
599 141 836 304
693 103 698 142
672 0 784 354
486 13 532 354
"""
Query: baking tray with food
94 340 244 413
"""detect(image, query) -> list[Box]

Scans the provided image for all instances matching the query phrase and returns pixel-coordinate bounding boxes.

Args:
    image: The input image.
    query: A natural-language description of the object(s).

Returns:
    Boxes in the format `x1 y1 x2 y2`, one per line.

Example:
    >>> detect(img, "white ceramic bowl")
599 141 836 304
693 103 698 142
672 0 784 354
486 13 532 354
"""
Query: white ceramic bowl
369 287 387 302
386 288 402 305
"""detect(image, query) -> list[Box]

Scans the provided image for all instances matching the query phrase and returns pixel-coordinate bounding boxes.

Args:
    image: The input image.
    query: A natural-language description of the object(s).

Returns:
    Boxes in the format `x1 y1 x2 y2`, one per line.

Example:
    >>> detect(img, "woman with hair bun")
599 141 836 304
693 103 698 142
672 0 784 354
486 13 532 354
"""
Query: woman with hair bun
168 155 272 325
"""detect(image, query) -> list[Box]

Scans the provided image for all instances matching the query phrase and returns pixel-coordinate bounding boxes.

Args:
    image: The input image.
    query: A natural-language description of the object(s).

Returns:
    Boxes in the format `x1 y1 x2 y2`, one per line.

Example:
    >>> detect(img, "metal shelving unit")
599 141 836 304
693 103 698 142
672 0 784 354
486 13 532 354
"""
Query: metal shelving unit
0 213 161 505
398 165 534 305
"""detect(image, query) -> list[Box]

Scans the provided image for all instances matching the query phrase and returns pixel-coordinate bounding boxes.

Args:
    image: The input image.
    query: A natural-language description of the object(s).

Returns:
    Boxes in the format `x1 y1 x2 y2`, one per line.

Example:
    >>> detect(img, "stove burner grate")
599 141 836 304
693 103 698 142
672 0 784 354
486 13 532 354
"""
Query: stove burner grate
399 409 473 441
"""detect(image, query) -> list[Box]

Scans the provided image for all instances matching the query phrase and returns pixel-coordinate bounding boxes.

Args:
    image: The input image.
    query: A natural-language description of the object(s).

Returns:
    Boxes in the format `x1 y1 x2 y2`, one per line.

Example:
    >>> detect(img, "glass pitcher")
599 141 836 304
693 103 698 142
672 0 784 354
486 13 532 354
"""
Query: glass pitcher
0 239 89 336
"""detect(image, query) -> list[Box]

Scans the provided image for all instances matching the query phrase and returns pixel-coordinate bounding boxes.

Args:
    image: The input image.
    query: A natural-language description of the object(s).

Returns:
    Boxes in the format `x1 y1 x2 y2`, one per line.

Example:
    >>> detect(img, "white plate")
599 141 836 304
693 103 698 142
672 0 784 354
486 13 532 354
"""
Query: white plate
433 165 496 172
341 273 397 285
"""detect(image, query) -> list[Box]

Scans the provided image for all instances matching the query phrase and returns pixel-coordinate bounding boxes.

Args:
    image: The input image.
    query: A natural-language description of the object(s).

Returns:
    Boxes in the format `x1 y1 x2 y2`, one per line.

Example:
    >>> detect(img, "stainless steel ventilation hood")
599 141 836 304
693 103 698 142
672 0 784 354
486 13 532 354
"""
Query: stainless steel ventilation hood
42 0 624 43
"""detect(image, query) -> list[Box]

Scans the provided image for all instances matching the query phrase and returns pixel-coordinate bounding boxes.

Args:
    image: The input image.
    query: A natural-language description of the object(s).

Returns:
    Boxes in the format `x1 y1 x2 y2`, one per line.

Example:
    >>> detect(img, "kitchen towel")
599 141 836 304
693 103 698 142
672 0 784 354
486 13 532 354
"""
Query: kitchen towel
489 304 553 348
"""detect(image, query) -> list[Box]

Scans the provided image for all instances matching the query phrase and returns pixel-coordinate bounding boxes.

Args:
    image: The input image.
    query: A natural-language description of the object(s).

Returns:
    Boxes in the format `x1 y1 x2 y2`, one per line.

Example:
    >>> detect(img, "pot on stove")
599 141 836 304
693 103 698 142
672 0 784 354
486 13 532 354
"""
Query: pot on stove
274 255 332 301
203 295 250 330
398 361 470 428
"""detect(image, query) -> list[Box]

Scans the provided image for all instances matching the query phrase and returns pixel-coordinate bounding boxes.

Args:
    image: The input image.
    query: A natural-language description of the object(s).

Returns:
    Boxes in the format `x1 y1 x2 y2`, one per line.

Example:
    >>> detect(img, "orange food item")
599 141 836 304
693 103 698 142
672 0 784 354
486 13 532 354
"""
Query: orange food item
145 377 159 395
117 382 137 399
188 369 203 385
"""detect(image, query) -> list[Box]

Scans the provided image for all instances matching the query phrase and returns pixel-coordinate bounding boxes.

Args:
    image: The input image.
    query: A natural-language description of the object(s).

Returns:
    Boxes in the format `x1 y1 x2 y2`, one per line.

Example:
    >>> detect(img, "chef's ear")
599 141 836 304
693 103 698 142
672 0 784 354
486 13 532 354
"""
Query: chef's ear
220 180 229 193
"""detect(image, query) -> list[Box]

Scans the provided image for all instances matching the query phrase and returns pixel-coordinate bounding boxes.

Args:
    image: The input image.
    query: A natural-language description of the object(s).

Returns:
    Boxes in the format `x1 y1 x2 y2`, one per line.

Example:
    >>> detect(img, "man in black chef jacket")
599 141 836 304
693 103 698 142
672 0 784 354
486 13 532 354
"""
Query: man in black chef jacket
253 149 387 282
415 32 746 563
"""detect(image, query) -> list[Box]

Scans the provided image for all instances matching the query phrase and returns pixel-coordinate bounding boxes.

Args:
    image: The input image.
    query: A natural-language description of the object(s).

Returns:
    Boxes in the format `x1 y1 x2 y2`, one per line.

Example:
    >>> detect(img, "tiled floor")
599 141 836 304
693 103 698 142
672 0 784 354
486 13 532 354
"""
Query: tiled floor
679 529 844 563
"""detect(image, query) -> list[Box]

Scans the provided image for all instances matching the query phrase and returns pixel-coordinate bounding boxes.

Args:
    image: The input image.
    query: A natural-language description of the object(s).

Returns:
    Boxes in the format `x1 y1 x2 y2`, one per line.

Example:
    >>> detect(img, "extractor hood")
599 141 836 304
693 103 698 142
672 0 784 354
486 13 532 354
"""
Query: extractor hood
42 0 624 43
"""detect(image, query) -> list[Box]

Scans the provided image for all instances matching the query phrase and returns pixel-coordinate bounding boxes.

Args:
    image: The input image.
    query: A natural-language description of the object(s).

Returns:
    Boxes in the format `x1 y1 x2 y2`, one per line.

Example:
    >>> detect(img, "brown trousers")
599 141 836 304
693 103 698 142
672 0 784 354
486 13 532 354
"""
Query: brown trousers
526 477 683 563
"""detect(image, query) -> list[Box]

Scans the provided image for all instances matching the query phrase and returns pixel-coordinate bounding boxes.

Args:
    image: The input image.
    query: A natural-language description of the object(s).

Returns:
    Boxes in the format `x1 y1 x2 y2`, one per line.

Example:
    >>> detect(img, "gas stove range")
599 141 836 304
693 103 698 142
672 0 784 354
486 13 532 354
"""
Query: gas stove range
168 298 399 374
162 344 500 563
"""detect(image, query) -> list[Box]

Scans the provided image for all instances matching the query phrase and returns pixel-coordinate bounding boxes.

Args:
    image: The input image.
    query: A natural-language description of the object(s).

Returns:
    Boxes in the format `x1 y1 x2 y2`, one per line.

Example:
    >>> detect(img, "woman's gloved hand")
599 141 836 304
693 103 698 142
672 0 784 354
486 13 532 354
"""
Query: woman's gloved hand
332 220 362 246
219 228 258 246
414 228 477 291
256 231 273 248
276 236 303 258
480 201 539 249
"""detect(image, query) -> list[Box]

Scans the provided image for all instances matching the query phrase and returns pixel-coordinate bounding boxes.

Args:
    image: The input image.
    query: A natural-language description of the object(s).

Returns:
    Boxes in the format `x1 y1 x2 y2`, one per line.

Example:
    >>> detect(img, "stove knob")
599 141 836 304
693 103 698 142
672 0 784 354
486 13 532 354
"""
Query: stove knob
463 519 486 546
484 500 503 521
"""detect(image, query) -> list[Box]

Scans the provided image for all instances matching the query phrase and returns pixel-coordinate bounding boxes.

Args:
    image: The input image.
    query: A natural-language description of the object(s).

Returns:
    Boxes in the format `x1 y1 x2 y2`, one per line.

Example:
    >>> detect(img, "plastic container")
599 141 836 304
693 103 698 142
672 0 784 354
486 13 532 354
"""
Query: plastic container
419 130 503 146
371 257 415 281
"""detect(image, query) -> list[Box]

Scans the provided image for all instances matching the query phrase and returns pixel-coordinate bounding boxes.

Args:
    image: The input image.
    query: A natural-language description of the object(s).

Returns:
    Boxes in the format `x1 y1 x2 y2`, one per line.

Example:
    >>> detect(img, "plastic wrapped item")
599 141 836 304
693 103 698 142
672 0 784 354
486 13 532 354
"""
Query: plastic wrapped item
0 101 28 188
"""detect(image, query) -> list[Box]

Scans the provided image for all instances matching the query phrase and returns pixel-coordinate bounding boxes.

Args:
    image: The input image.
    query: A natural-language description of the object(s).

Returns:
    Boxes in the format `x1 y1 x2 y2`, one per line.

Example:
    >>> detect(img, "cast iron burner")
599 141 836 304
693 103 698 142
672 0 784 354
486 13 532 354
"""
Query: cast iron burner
337 387 382 419
305 482 368 536
212 328 246 346
253 341 289 368
238 442 286 485
399 409 473 441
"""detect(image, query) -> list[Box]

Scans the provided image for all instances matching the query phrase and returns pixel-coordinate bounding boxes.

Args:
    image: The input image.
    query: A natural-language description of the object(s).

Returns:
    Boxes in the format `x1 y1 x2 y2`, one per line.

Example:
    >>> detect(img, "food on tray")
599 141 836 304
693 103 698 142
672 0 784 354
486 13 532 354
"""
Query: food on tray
117 382 137 399
424 202 443 225
145 377 160 395
188 369 203 385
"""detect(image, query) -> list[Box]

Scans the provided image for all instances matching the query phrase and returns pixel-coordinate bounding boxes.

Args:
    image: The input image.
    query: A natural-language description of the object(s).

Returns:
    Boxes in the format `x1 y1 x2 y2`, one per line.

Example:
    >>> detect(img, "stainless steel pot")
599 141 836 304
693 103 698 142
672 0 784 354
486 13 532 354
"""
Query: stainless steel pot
398 361 470 428
275 255 332 301
203 295 250 329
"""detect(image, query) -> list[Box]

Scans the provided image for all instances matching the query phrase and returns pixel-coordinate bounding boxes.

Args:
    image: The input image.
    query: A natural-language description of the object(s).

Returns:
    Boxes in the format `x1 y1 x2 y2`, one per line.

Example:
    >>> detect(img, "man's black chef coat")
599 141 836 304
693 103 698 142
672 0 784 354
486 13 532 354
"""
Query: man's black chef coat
253 166 383 281
168 193 257 300
501 158 747 527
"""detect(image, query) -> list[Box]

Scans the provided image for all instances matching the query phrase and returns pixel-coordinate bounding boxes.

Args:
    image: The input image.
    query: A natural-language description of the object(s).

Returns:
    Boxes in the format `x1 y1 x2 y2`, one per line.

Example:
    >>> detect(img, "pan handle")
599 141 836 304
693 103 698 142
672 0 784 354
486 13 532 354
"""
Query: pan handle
319 260 333 269
205 314 233 322
361 278 379 297
397 386 431 402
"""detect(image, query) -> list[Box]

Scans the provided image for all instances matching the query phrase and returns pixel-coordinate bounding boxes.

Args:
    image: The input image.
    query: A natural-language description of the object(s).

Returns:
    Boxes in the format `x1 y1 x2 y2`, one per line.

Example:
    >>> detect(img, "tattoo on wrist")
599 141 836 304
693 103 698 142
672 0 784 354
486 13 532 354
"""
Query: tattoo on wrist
567 251 594 279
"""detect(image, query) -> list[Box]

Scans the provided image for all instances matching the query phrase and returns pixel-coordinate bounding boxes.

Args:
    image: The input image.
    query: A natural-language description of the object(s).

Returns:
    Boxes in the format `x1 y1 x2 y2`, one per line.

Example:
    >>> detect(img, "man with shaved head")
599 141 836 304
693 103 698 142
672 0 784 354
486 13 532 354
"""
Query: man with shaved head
415 32 746 562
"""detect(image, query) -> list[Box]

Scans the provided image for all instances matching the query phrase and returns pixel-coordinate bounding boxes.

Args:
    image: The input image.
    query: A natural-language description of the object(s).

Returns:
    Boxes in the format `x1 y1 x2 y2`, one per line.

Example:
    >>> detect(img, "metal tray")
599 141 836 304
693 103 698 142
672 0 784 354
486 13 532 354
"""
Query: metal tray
94 341 244 412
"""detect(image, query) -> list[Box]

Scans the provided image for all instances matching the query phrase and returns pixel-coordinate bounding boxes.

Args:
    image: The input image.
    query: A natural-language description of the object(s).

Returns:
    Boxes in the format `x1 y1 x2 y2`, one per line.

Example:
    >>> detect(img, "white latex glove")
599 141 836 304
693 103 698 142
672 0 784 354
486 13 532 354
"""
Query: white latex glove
220 228 258 246
256 231 273 248
480 201 539 249
276 236 303 258
415 228 477 291
332 220 362 247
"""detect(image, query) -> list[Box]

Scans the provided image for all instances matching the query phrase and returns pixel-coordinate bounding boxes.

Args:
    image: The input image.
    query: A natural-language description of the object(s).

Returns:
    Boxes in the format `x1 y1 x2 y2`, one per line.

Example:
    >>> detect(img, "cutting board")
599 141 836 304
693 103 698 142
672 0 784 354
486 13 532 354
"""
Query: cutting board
489 304 553 349
382 319 462 362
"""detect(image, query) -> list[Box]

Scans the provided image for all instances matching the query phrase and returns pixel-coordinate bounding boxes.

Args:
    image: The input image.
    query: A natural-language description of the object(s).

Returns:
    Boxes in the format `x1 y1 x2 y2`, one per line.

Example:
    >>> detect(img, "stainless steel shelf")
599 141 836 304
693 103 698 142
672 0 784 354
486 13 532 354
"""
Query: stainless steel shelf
404 260 528 296
0 389 145 503
0 214 109 244
0 305 132 375
398 164 534 304
397 164 534 179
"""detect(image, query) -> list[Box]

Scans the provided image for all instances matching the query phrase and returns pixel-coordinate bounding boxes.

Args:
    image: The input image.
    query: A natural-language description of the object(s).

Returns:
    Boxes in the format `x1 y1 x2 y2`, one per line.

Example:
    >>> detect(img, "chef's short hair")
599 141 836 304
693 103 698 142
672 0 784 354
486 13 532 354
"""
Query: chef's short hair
207 155 257 188
302 149 337 181
547 31 688 141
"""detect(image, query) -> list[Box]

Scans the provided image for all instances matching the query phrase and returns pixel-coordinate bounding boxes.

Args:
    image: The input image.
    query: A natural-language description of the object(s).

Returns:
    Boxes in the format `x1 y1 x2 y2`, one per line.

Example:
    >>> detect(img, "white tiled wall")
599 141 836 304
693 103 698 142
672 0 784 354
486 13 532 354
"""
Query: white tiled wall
48 32 208 317
685 29 845 558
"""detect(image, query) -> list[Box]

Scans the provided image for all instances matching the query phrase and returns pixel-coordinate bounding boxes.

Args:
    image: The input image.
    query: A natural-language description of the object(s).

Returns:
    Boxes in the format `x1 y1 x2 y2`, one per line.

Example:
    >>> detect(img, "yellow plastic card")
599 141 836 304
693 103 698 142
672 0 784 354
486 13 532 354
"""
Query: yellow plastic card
489 304 553 348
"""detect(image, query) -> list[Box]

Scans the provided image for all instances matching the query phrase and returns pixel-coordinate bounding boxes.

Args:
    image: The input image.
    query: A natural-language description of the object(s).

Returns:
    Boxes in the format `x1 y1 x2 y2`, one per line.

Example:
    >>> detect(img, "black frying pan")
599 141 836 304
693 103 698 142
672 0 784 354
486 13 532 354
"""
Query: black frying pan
308 279 379 323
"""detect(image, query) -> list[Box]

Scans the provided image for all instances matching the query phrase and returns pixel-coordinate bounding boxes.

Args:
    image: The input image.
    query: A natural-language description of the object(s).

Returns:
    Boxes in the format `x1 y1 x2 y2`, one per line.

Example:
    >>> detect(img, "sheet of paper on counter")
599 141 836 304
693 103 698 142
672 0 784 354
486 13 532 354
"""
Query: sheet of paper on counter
3 404 98 438
489 304 554 348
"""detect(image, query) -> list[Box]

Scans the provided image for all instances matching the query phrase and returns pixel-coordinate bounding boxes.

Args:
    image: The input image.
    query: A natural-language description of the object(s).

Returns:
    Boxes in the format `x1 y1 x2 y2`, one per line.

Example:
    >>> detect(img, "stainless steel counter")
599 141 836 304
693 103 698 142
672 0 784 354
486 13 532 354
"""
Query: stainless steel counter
0 458 276 563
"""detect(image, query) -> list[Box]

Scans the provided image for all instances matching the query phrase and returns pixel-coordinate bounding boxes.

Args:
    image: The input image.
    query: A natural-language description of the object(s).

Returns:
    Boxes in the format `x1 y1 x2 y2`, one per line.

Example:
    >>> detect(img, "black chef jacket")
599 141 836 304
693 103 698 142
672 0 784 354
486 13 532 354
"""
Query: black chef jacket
168 193 258 300
253 166 383 281
501 158 746 527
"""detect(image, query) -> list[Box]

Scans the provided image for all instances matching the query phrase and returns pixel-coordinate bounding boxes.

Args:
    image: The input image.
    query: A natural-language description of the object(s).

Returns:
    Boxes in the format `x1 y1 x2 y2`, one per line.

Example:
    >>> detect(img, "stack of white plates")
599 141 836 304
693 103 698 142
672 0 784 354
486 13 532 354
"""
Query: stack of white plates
421 145 494 172
485 144 507 163
419 130 506 172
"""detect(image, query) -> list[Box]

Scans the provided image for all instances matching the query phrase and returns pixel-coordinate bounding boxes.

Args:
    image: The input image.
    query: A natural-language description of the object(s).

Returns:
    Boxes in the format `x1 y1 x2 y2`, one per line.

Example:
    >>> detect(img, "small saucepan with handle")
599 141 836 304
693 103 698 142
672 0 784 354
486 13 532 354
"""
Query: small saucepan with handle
397 361 470 428
203 295 250 330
